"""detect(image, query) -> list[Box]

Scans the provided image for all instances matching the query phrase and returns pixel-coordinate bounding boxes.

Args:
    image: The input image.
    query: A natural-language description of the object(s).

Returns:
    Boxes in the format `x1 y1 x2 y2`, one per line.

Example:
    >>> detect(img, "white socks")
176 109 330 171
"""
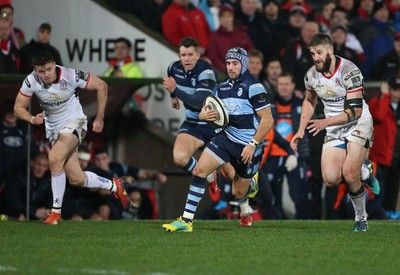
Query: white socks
83 171 116 192
51 171 66 213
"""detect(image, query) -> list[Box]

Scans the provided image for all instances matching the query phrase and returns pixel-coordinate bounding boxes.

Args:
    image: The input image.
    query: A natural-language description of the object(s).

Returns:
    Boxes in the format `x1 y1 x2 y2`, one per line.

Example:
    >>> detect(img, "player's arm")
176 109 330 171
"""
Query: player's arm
85 74 108 133
290 88 317 150
241 106 274 164
298 88 318 134
253 107 274 145
168 70 216 110
14 92 43 125
171 85 214 110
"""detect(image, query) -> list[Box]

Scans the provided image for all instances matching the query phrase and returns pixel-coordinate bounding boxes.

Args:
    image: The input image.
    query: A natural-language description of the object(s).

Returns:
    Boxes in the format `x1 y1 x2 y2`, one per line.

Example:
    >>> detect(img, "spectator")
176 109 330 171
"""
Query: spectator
236 0 273 61
373 32 400 81
3 152 52 221
0 100 38 197
92 147 167 220
357 1 395 78
206 3 254 72
314 0 336 33
162 0 211 55
280 0 314 19
335 0 357 18
19 23 63 74
260 57 282 100
0 19 19 73
271 4 307 58
329 6 364 63
368 75 400 214
197 0 222 32
262 0 285 33
280 20 319 93
263 73 310 219
331 25 360 67
0 0 25 49
104 37 143 78
247 49 264 78
355 0 374 21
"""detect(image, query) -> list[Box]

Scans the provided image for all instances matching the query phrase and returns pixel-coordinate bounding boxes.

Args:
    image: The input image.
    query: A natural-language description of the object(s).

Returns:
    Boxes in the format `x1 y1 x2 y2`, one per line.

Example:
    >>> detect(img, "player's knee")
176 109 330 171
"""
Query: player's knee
232 188 246 200
323 173 341 187
342 166 359 185
193 166 208 178
173 153 189 168
48 153 63 172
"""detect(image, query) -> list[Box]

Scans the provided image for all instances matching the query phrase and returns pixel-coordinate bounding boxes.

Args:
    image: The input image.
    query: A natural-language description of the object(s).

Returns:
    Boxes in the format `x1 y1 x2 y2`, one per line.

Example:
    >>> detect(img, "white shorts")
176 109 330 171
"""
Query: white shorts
46 119 87 145
323 118 374 150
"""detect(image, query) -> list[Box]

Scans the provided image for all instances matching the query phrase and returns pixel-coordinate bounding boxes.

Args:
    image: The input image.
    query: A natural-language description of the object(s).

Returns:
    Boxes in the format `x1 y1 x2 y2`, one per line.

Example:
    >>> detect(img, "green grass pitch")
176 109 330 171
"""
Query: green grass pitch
0 220 399 274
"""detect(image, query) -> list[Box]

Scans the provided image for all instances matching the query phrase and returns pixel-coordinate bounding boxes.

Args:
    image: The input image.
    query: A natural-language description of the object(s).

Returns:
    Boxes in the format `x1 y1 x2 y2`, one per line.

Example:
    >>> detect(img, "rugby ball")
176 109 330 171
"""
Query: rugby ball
204 95 229 128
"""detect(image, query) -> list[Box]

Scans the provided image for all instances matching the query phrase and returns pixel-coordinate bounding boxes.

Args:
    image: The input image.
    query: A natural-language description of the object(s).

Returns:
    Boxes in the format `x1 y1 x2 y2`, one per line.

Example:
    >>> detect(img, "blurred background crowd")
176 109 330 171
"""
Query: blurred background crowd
0 0 399 222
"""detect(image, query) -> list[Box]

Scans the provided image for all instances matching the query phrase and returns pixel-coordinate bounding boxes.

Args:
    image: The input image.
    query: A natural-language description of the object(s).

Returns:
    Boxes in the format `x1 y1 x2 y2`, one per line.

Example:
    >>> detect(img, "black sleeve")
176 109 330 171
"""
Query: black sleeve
172 88 213 110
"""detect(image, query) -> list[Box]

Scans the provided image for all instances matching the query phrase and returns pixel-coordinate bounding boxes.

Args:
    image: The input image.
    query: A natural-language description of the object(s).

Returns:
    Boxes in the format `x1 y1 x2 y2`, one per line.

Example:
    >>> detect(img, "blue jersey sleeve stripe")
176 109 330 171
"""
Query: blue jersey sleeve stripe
248 83 266 98
198 69 217 81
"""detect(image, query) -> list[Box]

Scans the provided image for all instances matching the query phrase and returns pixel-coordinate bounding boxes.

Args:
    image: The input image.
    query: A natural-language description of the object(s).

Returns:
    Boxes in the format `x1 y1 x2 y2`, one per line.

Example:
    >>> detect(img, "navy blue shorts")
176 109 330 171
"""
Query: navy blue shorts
178 121 221 146
205 133 263 179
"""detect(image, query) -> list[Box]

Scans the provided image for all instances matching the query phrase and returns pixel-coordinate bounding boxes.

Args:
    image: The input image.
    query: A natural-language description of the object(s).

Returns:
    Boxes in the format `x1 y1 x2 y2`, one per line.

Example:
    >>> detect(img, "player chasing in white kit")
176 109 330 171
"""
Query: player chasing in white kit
14 51 129 225
290 33 380 232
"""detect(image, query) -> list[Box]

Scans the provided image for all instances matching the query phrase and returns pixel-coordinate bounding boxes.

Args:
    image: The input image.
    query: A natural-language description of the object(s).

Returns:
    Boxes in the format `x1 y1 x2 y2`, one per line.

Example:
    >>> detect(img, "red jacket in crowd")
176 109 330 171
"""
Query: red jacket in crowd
369 93 397 167
162 2 211 49
206 25 253 72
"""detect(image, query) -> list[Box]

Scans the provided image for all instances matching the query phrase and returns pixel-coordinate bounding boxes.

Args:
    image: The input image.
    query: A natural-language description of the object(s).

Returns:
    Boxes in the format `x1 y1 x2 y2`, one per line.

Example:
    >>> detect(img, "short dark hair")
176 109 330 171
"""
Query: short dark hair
0 4 13 13
309 33 333 48
114 37 131 48
39 23 51 32
93 147 108 156
178 37 199 49
0 99 14 119
32 51 55 66
278 72 295 83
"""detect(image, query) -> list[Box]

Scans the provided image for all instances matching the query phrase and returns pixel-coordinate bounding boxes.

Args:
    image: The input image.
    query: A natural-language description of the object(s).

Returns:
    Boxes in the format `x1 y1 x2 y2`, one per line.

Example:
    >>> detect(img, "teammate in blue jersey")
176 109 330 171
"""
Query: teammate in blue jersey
162 37 221 202
163 47 274 232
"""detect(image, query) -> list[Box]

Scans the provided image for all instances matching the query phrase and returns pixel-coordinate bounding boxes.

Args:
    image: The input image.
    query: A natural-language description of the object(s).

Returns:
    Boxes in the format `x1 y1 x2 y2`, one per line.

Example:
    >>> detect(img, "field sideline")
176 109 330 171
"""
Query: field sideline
0 220 399 275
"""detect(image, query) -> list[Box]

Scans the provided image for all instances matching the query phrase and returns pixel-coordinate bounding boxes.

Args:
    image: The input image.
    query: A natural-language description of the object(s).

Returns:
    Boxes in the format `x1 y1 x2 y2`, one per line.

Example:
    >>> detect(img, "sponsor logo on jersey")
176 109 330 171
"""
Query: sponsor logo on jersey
4 136 23 147
174 73 185 79
351 76 362 87
220 86 230 91
60 80 68 90
75 70 89 82
321 96 345 102
344 69 361 81
237 88 243 97
42 99 69 107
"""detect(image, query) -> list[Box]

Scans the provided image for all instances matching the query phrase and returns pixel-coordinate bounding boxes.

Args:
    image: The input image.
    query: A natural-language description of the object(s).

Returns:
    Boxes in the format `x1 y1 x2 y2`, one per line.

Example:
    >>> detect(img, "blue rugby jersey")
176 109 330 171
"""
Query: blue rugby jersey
167 59 217 123
217 71 270 145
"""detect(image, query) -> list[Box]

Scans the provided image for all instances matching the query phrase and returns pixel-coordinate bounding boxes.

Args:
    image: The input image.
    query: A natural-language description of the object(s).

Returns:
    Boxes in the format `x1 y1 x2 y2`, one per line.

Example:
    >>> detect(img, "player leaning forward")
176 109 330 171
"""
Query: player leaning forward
290 33 380 232
14 51 129 225
163 47 274 232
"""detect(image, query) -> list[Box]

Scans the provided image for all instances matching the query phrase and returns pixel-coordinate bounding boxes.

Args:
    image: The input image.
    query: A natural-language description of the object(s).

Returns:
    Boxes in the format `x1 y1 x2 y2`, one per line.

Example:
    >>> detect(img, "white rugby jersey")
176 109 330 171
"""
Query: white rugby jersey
304 56 372 137
19 65 89 132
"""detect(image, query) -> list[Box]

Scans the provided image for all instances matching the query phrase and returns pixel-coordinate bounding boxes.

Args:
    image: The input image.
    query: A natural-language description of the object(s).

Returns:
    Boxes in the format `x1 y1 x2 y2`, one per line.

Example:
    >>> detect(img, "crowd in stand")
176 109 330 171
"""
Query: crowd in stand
1 0 400 221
